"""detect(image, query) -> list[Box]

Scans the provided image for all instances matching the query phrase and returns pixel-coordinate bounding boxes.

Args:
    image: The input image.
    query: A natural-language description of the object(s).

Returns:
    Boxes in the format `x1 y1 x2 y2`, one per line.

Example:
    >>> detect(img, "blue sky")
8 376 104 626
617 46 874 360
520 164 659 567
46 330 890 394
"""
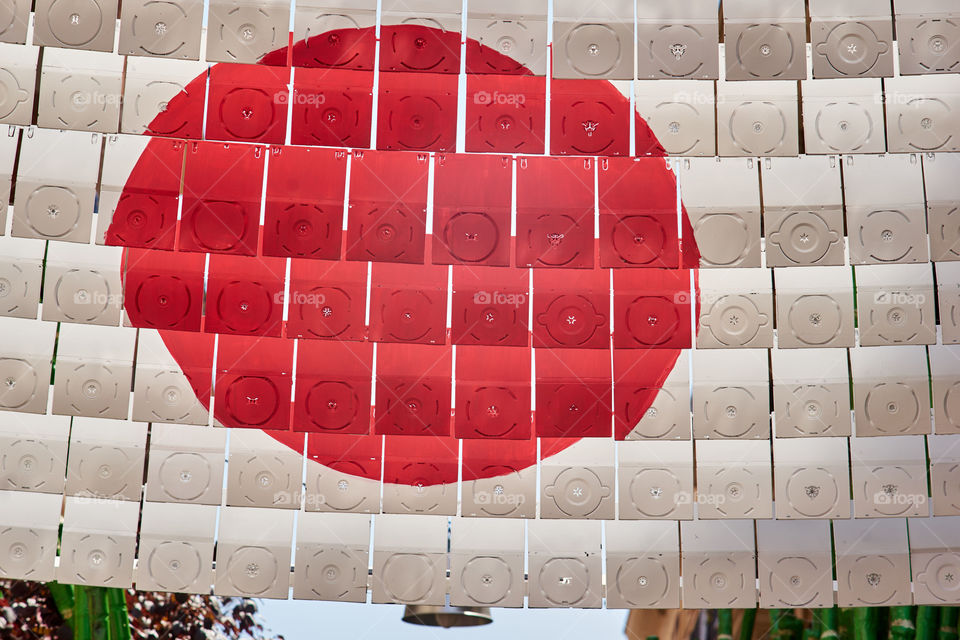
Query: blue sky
259 600 629 639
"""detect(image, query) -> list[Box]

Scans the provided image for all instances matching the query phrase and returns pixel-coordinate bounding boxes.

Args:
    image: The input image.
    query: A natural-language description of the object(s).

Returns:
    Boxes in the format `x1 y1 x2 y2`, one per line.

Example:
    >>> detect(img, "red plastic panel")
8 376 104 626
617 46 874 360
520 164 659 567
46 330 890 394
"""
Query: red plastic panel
599 157 680 268
263 145 347 260
180 142 263 255
296 341 373 434
141 73 206 139
455 345 531 439
464 74 546 154
375 343 452 436
206 63 289 144
451 265 529 347
168 331 216 411
290 68 373 148
377 71 457 152
432 153 512 266
516 156 595 268
346 150 429 264
550 79 630 156
383 434 459 486
287 259 367 341
123 248 205 332
461 435 537 482
533 268 610 349
612 348 681 440
612 268 692 349
307 433 382 482
379 24 460 74
292 25 376 70
105 139 183 250
215 335 293 430
205 254 286 337
369 262 447 345
535 347 612 438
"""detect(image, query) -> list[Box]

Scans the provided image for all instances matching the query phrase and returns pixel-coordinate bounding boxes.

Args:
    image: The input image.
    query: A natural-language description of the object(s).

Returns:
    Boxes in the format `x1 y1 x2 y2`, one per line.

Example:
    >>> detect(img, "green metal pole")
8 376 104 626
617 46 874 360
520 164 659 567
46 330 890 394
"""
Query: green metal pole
822 607 841 640
740 608 758 640
718 609 734 640
839 608 856 639
73 585 93 640
104 588 131 640
890 606 917 640
939 608 959 640
47 582 76 630
855 608 880 640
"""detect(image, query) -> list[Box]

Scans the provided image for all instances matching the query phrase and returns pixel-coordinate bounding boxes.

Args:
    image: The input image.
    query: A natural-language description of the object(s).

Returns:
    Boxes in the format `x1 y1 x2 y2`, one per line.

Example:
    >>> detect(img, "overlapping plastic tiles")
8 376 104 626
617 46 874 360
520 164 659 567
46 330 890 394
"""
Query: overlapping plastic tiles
3 0 960 610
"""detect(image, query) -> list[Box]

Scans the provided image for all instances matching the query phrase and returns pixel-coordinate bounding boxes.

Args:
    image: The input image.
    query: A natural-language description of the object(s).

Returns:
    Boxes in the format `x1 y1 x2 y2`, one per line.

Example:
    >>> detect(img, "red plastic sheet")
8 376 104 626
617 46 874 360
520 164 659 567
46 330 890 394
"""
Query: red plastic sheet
516 156 595 268
215 335 293 430
286 259 368 341
346 149 429 264
612 268 692 349
464 74 546 154
180 141 263 256
307 433 382 482
383 434 459 486
369 262 447 345
263 145 347 260
296 340 373 434
205 254 286 337
105 138 183 250
379 24 460 74
377 71 457 152
451 265 529 347
290 68 373 148
455 345 531 439
432 153 512 266
550 78 630 156
293 24 376 70
535 347 612 438
612 348 682 440
123 248 205 332
206 63 289 145
375 343 452 437
533 268 610 349
599 157 680 268
461 435 537 482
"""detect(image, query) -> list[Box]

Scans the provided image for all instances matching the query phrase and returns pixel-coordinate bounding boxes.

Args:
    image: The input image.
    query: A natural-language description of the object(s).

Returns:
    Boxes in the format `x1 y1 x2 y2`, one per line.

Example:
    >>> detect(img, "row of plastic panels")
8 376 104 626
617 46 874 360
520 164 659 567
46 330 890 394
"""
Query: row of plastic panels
3 300 960 437
4 235 954 349
3 489 960 609
3 37 960 157
5 128 960 268
1 0 957 80
5 415 960 519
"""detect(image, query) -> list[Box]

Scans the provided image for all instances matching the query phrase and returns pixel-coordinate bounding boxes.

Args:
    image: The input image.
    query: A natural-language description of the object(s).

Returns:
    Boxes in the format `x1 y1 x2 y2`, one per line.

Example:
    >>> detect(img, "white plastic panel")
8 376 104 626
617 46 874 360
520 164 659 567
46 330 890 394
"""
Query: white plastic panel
293 512 370 602
58 496 140 588
145 423 226 505
135 501 217 593
372 513 448 605
214 506 295 598
757 519 834 608
528 519 602 608
680 519 757 608
774 436 851 519
0 413 70 493
834 517 911 606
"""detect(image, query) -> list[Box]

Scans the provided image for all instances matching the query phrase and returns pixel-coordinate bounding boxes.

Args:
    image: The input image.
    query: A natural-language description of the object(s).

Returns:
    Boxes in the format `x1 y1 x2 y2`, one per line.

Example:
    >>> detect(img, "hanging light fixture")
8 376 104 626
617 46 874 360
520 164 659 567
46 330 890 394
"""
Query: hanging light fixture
401 605 493 628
